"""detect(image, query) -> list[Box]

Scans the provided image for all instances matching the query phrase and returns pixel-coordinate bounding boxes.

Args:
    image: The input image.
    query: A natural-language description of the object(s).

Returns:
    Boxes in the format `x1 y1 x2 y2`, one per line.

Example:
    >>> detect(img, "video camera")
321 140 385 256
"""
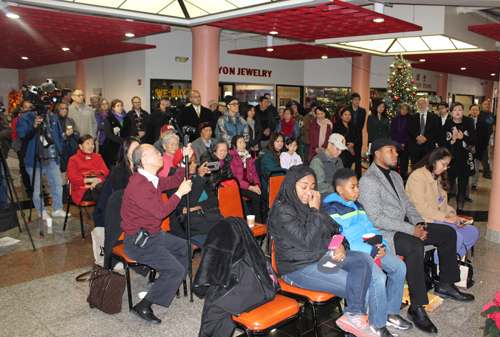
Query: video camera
22 79 61 116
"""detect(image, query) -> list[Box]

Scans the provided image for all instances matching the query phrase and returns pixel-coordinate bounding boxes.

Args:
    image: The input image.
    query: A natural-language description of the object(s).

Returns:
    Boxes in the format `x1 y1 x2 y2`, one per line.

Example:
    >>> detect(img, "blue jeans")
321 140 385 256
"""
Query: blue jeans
433 221 480 263
0 165 9 208
28 161 63 213
367 251 406 328
282 250 372 316
191 234 207 248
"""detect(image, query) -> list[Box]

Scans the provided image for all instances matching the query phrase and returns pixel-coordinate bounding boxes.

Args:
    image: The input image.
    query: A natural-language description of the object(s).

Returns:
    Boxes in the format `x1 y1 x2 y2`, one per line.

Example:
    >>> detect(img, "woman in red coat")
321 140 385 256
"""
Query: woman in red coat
67 134 110 204
308 107 333 163
228 135 265 223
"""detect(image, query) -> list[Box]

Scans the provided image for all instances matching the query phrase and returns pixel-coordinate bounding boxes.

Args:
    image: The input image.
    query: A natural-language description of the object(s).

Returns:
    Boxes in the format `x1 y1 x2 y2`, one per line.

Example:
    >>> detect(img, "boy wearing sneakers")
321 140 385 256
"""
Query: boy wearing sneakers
323 168 412 337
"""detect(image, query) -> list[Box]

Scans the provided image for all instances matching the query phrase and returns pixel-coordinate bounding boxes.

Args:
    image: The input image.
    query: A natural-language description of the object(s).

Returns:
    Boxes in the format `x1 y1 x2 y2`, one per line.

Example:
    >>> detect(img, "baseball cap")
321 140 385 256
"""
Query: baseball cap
198 122 214 134
328 133 348 150
371 138 402 153
208 100 217 106
161 125 175 133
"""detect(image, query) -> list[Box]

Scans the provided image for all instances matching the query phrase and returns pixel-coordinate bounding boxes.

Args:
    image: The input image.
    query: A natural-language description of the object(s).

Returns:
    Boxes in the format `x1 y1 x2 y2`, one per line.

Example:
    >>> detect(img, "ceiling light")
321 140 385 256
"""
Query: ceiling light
492 73 496 76
21 57 28 60
419 59 426 62
373 18 384 23
125 33 135 37
461 67 466 70
269 31 278 35
266 48 273 52
321 55 328 59
6 13 20 19
62 48 70 51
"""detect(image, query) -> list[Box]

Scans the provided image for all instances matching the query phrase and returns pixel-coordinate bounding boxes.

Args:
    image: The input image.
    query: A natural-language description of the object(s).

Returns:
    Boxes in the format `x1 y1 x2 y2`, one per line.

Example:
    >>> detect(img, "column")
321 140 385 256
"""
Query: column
487 78 500 243
485 80 494 104
190 26 222 107
18 69 27 89
351 53 371 152
436 72 448 101
76 60 86 95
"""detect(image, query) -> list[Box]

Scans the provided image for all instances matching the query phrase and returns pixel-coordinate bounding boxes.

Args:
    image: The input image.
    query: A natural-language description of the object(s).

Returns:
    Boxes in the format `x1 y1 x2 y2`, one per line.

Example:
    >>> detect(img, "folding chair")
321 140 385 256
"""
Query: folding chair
268 174 286 209
63 182 95 239
271 237 339 337
217 178 267 237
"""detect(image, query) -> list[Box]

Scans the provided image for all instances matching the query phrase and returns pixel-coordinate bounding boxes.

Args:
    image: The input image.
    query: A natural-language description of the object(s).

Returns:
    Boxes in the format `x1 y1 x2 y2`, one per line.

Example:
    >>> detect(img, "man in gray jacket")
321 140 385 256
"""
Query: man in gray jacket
358 138 474 334
68 89 97 138
309 133 345 200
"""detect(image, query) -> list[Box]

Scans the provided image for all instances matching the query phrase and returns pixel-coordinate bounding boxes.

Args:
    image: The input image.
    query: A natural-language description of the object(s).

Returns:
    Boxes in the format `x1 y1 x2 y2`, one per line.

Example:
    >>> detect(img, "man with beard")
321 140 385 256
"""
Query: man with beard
407 98 440 166
358 139 474 334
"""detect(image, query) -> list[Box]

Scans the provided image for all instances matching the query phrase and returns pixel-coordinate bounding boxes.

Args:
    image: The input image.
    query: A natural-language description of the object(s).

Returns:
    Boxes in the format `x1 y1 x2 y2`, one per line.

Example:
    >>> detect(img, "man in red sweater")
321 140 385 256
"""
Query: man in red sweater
121 143 193 324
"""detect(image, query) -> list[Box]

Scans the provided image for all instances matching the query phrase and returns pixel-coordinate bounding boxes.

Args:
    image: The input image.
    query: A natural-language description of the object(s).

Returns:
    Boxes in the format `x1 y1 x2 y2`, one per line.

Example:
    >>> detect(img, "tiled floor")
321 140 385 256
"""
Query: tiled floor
0 151 498 337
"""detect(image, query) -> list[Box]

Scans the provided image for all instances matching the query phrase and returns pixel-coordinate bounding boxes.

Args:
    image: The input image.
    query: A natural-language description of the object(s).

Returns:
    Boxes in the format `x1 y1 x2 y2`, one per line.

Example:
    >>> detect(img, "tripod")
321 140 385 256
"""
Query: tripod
0 144 36 251
27 112 66 239
182 132 194 303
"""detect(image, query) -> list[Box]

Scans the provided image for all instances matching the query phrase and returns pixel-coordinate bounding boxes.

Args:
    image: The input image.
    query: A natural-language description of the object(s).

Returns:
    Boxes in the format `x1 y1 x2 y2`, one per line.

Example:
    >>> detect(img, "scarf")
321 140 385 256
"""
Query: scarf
237 149 251 169
112 110 124 126
281 118 295 137
317 118 333 148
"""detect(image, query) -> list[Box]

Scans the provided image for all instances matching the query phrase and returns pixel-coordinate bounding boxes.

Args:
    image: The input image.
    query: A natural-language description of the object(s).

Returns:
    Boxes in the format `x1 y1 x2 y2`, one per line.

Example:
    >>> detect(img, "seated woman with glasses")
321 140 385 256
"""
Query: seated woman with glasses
216 95 249 148
406 147 479 262
259 131 286 190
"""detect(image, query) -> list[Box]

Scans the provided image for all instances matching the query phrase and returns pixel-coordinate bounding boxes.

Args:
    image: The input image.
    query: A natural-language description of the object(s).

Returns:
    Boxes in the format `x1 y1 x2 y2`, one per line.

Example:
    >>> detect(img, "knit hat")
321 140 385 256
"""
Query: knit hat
173 148 196 168
198 122 214 134
224 95 238 106
208 100 217 107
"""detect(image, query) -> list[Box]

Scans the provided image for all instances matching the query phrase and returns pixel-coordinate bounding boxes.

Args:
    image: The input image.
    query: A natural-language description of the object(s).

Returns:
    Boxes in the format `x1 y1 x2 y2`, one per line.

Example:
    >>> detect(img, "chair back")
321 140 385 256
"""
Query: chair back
269 175 285 209
103 189 125 269
271 237 278 274
217 178 244 218
68 182 73 196
161 193 171 231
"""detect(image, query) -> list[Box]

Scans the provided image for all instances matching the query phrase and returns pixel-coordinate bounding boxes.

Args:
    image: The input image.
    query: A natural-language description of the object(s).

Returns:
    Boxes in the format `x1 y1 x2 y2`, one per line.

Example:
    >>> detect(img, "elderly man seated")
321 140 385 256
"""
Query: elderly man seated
121 143 193 324
358 138 474 334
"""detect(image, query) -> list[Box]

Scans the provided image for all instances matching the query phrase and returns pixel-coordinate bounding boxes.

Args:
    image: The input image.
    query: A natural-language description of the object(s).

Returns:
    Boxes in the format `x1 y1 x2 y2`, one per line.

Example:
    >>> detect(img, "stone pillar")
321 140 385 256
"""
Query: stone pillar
436 72 448 102
190 26 222 107
485 80 494 104
76 60 86 97
351 53 371 152
487 77 500 243
18 69 26 89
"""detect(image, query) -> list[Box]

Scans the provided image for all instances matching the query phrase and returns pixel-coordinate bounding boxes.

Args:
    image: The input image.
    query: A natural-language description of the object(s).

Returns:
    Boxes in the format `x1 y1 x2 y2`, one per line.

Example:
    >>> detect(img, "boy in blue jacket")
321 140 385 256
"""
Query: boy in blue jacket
323 168 411 336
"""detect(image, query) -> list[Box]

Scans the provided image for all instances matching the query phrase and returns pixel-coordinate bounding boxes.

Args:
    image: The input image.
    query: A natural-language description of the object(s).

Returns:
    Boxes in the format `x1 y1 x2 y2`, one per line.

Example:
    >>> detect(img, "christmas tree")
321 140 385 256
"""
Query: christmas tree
383 55 417 119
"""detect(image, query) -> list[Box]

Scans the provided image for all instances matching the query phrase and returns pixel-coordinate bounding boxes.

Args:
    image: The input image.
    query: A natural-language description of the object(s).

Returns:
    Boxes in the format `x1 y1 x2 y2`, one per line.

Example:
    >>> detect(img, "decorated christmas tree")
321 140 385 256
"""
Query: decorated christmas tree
383 55 417 119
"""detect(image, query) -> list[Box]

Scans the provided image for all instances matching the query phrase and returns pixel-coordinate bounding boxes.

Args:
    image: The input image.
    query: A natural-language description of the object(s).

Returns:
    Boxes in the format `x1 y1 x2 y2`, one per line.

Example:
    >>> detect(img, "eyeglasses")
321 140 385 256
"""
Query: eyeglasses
74 94 84 97
132 101 141 104
60 108 68 110
439 160 450 169
228 103 240 106
141 148 160 158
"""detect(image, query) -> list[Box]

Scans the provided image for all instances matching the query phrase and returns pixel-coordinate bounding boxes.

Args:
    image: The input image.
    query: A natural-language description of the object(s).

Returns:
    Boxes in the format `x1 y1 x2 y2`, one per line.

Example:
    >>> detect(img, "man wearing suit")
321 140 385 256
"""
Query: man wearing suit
359 139 474 334
145 96 175 145
346 92 366 178
437 101 451 127
407 98 440 166
126 96 149 143
178 90 214 142
470 104 489 189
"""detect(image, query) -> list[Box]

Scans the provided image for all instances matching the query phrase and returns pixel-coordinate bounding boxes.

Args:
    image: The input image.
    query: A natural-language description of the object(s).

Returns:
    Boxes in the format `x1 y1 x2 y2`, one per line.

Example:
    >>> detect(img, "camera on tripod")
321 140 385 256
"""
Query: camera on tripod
182 126 197 135
22 79 61 117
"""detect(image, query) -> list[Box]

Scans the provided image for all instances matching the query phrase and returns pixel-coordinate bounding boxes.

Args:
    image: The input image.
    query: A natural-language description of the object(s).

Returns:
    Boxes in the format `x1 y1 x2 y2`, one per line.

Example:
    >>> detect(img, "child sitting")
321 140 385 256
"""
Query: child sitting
279 137 303 169
323 168 412 337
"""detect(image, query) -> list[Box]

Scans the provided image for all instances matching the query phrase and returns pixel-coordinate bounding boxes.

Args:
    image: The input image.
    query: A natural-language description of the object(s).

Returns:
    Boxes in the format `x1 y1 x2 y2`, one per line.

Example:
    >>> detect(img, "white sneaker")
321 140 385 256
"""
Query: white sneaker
42 210 51 220
52 209 71 218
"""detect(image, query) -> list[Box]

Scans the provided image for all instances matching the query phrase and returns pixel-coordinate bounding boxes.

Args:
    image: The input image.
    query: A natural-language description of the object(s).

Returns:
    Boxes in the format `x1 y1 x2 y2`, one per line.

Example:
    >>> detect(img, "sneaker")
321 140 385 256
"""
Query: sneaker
41 210 51 220
52 209 71 218
336 313 378 337
372 326 394 337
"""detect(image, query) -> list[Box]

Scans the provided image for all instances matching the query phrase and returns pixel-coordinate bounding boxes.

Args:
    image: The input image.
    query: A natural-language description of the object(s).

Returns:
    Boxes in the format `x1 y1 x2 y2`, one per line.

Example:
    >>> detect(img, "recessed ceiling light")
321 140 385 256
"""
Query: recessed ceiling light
266 48 273 52
21 56 28 60
419 59 426 62
62 47 70 51
125 33 135 37
492 73 496 76
461 67 466 70
269 31 278 35
373 18 384 23
321 55 328 59
6 13 20 19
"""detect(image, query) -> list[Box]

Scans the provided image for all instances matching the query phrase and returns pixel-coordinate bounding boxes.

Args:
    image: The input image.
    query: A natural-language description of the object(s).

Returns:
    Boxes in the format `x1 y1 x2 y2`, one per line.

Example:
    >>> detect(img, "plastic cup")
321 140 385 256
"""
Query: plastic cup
138 292 147 301
362 233 375 242
67 125 73 130
246 215 255 227
46 218 52 227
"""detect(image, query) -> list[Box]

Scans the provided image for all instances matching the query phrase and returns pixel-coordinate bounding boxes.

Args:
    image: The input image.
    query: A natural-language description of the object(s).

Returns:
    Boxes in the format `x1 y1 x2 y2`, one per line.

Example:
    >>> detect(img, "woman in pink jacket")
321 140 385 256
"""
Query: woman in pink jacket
228 135 266 223
308 107 333 163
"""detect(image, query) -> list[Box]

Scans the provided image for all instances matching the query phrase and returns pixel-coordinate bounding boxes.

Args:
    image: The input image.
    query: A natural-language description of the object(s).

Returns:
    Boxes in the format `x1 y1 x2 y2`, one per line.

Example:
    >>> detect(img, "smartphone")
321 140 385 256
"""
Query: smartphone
452 126 458 133
328 234 345 250
206 161 220 171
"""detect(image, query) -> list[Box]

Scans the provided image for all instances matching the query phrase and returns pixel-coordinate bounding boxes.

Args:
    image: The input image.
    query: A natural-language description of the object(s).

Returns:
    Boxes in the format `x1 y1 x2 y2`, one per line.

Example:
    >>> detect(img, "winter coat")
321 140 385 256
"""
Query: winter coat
228 149 261 189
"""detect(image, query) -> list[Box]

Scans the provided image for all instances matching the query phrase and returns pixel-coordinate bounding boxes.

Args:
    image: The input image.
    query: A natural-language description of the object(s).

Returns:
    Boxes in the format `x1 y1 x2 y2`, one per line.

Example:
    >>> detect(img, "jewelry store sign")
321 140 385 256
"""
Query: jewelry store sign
219 66 273 77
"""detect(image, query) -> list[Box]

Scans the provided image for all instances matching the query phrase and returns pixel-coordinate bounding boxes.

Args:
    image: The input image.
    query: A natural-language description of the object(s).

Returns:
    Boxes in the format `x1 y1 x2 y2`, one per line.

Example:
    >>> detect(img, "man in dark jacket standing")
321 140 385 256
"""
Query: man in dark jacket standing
126 96 149 143
347 92 366 178
0 111 13 209
178 90 213 142
470 104 489 189
407 98 440 167
145 96 176 145
478 99 494 179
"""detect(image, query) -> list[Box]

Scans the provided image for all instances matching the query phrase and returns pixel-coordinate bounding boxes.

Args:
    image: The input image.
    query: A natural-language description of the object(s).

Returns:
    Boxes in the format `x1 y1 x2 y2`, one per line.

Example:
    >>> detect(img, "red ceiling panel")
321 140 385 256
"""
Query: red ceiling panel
0 7 170 69
405 51 500 80
208 0 421 42
228 43 360 60
469 23 500 42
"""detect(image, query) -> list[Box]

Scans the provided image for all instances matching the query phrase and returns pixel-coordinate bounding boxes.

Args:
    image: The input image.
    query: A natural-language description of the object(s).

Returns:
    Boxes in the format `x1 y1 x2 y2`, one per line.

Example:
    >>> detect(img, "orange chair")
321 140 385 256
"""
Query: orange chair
63 182 95 239
268 175 285 209
271 238 339 337
217 179 267 238
233 294 300 336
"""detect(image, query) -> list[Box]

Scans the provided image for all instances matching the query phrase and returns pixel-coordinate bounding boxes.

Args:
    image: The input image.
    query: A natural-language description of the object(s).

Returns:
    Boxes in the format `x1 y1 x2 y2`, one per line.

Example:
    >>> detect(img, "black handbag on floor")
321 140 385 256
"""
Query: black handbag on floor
76 265 126 314
178 208 223 236
0 204 20 232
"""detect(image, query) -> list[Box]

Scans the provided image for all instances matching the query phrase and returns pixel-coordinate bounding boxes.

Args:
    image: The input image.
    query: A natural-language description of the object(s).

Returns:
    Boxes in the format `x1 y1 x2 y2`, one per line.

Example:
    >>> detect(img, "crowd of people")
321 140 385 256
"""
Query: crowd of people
0 87 491 336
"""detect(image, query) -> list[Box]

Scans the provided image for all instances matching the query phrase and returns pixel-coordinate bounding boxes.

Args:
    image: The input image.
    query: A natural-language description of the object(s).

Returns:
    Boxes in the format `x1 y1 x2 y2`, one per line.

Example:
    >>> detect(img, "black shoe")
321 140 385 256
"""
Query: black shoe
131 305 162 324
471 185 478 190
483 173 492 179
372 326 393 337
434 282 475 302
465 197 473 203
386 314 413 330
407 305 437 333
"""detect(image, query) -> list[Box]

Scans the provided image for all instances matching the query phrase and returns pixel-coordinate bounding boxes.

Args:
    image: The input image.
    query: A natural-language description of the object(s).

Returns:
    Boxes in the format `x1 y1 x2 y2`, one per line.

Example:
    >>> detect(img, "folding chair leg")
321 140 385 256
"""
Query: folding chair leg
84 206 92 222
79 206 84 239
63 201 71 231
470 245 475 258
183 279 188 297
311 303 318 337
125 264 133 311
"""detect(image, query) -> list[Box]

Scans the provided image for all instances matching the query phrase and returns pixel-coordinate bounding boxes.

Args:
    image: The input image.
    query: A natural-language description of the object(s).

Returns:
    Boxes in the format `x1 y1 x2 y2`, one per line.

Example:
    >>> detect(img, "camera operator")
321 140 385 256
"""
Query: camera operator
10 101 33 197
16 108 70 220
0 110 13 210
145 96 177 145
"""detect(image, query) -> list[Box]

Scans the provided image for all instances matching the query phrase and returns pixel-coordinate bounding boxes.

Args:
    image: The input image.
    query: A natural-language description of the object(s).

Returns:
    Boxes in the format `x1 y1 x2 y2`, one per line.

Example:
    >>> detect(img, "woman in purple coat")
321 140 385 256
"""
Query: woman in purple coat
94 98 109 153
